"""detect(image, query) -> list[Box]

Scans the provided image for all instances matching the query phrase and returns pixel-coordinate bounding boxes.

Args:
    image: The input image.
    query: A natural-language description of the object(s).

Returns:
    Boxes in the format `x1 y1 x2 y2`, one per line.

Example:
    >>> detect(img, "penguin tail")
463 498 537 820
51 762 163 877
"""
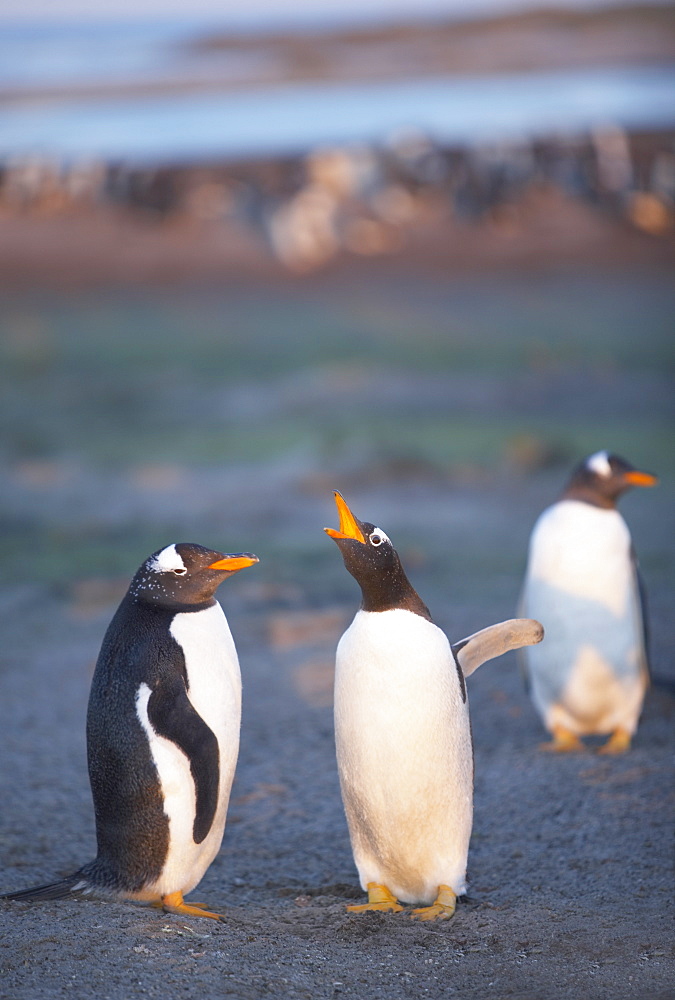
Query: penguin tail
452 618 544 678
1 872 92 902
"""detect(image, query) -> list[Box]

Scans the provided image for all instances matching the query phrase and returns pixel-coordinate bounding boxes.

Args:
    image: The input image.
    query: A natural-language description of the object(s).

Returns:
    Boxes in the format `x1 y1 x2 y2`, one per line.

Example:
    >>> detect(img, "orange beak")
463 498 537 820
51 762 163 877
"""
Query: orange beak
324 491 366 544
208 554 259 572
623 470 658 488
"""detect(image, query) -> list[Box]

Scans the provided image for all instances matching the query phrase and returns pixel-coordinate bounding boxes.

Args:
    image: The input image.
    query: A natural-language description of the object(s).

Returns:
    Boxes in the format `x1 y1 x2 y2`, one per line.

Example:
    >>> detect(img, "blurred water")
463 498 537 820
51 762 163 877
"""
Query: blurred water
0 66 673 164
0 3 669 88
0 23 192 89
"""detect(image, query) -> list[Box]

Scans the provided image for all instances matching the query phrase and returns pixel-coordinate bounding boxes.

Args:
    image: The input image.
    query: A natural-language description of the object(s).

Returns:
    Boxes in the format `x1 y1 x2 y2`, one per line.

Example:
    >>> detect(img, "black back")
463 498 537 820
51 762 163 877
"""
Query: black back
85 598 176 892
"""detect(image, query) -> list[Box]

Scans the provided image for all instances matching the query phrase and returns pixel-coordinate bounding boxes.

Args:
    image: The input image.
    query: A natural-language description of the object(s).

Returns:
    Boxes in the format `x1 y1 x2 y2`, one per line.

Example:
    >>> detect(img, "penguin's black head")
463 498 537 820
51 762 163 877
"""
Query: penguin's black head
129 542 258 610
325 491 400 583
563 451 658 509
324 492 432 620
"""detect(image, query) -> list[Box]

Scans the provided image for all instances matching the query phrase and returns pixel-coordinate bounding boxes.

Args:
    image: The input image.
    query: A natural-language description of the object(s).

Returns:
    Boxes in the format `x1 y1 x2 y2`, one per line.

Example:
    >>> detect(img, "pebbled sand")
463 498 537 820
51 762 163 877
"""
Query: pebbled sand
0 472 672 1000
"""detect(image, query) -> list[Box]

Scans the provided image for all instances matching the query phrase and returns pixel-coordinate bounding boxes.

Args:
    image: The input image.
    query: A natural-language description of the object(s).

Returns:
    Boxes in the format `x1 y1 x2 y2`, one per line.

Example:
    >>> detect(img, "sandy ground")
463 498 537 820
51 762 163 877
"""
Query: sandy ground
0 464 673 1000
1 185 674 293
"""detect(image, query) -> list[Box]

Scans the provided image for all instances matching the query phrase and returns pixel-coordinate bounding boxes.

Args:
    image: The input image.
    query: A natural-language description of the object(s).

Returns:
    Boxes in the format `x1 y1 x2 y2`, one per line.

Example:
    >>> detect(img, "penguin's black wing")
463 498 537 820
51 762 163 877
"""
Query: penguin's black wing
147 674 220 844
631 544 651 682
449 646 467 703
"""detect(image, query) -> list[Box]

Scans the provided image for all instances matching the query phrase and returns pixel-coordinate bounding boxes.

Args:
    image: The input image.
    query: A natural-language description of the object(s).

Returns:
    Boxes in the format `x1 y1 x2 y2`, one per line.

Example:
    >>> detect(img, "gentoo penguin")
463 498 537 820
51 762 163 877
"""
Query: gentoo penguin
520 451 657 754
325 491 543 920
1 542 258 921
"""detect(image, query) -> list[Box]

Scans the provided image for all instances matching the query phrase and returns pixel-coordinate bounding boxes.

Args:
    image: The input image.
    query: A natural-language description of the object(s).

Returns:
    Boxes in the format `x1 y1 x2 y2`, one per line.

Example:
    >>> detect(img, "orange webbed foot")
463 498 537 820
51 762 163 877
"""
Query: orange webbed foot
411 885 457 922
159 891 225 922
346 883 403 914
540 725 584 753
598 728 632 755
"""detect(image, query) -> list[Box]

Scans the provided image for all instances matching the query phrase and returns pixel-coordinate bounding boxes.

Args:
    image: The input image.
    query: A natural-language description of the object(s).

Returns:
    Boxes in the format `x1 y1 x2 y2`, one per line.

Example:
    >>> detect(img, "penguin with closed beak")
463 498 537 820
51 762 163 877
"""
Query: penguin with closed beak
1 542 258 921
325 491 543 920
520 451 657 754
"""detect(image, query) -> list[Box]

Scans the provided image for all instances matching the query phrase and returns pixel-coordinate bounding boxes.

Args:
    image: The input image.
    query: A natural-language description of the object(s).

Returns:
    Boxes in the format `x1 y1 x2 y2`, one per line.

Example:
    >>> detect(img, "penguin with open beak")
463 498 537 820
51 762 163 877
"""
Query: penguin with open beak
520 451 658 753
325 492 543 920
1 542 258 921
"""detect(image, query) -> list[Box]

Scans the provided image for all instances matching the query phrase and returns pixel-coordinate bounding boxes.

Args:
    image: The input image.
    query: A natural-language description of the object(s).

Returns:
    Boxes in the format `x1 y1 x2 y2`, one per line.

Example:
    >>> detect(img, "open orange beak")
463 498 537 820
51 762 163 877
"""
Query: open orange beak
324 491 366 544
208 554 259 572
623 470 658 487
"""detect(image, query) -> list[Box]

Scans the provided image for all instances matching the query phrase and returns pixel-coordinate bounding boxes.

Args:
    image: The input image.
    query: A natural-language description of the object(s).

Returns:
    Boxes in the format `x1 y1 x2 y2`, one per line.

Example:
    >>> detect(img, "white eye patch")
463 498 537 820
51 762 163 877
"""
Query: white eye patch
586 451 612 477
369 528 390 547
148 544 186 574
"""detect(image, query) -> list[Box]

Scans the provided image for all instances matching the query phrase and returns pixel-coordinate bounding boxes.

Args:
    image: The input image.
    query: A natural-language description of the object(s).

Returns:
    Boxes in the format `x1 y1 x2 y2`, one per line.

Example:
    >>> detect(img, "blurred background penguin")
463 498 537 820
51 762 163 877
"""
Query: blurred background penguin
520 452 658 753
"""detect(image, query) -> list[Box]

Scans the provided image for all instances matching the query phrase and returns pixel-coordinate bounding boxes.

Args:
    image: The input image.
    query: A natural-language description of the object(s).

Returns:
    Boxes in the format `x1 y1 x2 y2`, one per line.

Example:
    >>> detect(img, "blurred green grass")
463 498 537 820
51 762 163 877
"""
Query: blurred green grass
2 272 673 387
1 269 672 588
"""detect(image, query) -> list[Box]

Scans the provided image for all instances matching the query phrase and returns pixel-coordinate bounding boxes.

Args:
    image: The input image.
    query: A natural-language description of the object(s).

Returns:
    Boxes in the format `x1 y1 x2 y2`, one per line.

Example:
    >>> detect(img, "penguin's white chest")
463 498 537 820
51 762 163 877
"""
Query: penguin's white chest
523 500 646 734
136 601 242 896
334 609 473 904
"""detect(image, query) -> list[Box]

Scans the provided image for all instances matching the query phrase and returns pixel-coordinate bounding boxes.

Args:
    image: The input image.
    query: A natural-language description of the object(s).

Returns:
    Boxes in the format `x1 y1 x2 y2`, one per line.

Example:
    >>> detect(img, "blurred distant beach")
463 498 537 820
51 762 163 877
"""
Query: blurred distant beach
0 3 673 282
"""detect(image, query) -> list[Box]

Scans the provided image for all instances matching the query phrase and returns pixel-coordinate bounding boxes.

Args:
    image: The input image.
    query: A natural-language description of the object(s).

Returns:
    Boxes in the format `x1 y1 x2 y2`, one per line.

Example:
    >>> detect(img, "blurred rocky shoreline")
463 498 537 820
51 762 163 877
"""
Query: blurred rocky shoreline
1 126 673 286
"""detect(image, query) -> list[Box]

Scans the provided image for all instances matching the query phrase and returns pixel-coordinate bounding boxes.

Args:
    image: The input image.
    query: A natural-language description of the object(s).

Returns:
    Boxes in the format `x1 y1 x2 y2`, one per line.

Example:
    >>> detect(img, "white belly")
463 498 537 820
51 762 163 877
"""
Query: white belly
136 601 242 897
335 609 473 904
522 501 647 735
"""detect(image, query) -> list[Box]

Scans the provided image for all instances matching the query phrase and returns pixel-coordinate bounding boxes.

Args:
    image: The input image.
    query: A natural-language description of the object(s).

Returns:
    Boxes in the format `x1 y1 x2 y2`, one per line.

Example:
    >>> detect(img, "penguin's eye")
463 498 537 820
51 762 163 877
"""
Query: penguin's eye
172 567 187 576
369 531 387 547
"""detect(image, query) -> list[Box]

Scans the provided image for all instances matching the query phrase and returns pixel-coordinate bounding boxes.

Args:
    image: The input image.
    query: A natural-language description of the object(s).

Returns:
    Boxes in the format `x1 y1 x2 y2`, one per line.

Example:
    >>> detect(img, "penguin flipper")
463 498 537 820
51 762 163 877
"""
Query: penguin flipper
514 587 532 694
1 873 91 902
147 675 220 844
632 545 652 683
452 618 544 678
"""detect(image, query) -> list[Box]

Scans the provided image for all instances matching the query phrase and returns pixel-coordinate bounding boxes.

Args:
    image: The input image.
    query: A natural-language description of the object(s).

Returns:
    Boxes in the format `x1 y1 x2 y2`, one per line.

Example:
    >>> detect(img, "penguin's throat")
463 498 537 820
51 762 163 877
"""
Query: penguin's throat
358 573 433 622
135 594 217 614
561 483 618 509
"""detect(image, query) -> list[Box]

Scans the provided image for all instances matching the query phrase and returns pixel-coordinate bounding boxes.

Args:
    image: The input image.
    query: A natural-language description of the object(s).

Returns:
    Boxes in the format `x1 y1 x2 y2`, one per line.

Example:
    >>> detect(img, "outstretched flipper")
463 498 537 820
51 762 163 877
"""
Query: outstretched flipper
0 873 93 902
452 618 544 678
